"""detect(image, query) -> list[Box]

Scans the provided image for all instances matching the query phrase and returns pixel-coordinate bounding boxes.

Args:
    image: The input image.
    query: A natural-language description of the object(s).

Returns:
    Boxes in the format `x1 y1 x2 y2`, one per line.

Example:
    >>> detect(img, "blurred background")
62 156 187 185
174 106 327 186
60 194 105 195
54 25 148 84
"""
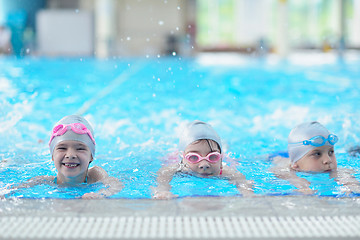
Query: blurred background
0 0 359 58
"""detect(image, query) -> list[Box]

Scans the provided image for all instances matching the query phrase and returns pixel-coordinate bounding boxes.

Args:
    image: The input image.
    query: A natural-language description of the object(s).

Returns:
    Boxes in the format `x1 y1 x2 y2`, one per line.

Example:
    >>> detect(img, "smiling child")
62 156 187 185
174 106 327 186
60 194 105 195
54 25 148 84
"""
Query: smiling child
7 115 123 199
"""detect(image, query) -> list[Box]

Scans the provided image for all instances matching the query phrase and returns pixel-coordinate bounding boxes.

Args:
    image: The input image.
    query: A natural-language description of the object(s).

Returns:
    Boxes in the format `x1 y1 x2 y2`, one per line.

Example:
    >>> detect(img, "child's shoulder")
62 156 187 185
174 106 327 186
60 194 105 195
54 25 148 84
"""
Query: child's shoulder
88 166 109 183
269 155 292 177
31 175 55 183
271 155 290 167
89 165 106 172
46 175 56 182
158 162 182 174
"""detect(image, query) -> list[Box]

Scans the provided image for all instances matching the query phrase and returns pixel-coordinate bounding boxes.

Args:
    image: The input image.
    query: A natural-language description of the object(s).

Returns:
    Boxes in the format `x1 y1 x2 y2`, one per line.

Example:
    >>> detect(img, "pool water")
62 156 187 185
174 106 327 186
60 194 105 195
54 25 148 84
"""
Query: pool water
0 53 360 199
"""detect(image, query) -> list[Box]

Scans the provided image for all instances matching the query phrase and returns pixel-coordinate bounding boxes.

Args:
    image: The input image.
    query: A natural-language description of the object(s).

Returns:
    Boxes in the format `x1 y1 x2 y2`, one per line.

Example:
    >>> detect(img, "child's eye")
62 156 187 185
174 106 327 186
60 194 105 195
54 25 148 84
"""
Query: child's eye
77 148 86 151
189 155 199 162
56 147 66 150
312 152 321 157
329 150 334 156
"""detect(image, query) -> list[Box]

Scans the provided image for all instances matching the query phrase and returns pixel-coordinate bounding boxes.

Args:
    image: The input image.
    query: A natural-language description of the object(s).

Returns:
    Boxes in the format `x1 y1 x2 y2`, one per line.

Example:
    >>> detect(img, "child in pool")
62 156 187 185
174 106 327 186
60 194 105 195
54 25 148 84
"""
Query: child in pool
152 120 254 199
8 115 123 199
271 121 360 194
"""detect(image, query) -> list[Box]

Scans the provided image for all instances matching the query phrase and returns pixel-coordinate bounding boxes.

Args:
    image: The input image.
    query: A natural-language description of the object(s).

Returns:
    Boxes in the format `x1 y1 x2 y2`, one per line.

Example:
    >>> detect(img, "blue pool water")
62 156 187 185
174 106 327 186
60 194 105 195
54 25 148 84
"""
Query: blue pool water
0 53 360 199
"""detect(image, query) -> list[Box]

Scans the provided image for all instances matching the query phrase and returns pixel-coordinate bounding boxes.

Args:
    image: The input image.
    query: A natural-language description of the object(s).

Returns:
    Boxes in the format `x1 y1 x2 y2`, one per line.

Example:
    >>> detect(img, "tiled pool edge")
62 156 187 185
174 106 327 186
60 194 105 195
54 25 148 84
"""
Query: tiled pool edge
1 215 360 239
1 196 360 217
1 196 360 239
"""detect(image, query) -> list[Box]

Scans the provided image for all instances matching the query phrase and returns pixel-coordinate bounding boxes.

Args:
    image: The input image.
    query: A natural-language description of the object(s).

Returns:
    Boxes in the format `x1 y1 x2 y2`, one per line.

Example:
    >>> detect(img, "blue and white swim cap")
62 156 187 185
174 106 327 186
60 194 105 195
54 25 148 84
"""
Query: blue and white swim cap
49 115 96 157
178 120 222 152
287 121 333 164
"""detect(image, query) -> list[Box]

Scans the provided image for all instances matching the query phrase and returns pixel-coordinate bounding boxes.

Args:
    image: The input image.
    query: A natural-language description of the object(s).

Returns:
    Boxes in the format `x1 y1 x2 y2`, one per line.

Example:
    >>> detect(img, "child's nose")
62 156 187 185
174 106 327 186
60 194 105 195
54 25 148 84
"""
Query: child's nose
198 161 210 169
323 155 332 164
65 148 77 159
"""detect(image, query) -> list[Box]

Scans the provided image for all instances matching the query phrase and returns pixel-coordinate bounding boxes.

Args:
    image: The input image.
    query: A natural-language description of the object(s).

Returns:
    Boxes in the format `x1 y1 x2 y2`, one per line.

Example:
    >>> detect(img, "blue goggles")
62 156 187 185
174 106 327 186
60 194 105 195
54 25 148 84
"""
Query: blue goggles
289 134 338 147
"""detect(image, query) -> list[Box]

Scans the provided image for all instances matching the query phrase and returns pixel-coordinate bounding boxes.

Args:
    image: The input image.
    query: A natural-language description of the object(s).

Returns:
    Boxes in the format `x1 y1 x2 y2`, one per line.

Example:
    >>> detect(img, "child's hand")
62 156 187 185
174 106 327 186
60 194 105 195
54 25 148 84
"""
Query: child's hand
341 184 360 195
239 187 255 197
152 190 178 200
292 177 311 188
349 184 360 193
295 187 316 195
334 168 360 194
0 185 13 198
291 178 316 195
82 192 105 199
235 180 255 197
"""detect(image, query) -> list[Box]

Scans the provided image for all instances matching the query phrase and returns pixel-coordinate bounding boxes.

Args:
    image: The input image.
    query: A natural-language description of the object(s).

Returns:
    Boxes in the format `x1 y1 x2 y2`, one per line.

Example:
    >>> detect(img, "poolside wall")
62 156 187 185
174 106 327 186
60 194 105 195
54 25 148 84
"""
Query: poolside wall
39 0 192 58
2 0 360 57
3 0 273 57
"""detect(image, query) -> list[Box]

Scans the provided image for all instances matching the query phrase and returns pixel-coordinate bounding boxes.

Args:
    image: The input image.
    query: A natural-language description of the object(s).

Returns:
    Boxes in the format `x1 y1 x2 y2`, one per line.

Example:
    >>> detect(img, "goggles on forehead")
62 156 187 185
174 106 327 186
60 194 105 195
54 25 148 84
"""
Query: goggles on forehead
183 152 222 164
289 134 338 147
49 123 96 145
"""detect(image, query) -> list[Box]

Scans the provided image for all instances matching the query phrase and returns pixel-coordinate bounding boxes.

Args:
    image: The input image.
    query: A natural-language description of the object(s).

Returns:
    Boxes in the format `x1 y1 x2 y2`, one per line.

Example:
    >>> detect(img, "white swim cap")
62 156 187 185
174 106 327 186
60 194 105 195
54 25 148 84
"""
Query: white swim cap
288 121 332 164
49 115 95 157
178 120 222 152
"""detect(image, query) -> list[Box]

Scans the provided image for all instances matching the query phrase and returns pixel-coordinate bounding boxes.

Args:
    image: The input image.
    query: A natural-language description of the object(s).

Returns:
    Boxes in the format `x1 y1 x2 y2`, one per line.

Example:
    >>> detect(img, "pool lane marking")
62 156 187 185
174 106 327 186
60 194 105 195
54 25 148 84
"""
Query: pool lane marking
76 62 143 115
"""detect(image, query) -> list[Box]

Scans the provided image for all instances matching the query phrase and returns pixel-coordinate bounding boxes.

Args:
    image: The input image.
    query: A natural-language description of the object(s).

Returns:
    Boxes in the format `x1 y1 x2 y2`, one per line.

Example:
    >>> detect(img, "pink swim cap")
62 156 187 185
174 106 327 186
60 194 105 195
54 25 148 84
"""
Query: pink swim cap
49 115 95 157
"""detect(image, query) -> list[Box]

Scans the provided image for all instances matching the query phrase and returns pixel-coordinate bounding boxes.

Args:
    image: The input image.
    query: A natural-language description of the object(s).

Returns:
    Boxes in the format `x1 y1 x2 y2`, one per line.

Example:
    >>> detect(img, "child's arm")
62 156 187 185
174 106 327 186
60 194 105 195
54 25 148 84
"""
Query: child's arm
270 156 315 195
152 163 179 200
332 168 360 194
1 176 54 198
82 166 124 199
221 165 254 196
12 176 55 189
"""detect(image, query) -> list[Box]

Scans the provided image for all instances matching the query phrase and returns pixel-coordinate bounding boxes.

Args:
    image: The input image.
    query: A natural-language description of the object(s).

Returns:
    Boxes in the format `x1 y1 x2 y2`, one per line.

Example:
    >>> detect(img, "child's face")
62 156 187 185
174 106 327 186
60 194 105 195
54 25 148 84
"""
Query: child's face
183 140 222 177
52 140 92 183
291 145 337 172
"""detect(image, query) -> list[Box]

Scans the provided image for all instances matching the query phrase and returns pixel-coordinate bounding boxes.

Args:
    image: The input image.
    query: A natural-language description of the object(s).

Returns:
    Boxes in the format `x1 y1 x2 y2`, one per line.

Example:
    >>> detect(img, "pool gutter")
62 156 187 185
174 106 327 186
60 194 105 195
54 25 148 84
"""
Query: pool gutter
1 196 360 239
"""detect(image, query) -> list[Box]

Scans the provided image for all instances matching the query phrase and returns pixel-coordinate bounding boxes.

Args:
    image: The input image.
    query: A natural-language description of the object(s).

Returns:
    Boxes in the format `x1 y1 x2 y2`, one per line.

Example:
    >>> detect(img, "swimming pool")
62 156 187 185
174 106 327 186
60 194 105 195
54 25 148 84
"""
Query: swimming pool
0 52 360 199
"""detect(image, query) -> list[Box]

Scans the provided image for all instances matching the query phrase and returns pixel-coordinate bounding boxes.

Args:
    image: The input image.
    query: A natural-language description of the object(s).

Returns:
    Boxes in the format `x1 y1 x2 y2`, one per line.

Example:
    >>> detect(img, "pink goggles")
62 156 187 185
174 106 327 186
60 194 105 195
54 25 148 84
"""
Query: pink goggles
49 123 96 145
184 152 222 164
